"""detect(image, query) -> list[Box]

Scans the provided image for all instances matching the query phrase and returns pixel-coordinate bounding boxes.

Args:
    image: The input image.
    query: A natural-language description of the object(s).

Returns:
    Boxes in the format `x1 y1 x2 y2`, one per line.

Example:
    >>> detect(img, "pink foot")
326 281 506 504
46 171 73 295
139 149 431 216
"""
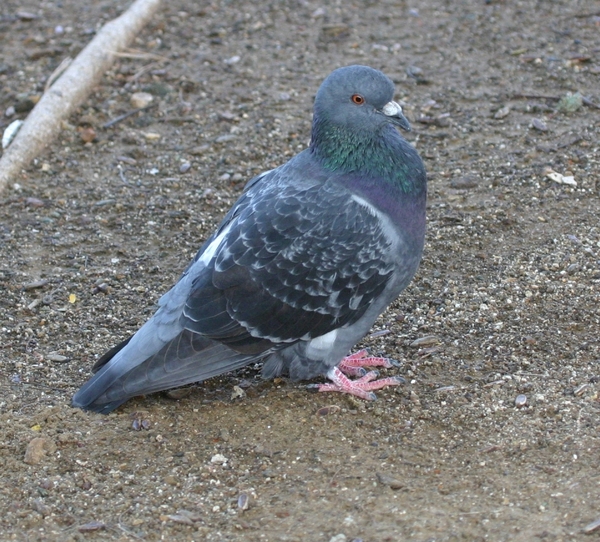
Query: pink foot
337 349 397 375
314 350 405 401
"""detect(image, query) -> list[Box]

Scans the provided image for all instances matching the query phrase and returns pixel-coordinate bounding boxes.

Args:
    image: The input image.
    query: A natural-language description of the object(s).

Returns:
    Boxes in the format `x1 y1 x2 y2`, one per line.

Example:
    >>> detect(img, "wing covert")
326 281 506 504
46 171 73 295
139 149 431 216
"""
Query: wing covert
181 164 396 353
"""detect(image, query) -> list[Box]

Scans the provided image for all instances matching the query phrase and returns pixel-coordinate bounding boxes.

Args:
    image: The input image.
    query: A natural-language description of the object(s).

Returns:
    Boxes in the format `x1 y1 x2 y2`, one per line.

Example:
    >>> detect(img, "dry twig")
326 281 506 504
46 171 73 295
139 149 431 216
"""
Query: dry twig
0 0 163 194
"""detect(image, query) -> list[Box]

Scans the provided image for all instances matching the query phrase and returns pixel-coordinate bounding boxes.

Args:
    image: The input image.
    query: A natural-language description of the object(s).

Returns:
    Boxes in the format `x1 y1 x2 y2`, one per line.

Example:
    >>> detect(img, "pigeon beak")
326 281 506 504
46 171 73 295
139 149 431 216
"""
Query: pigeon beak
382 101 411 131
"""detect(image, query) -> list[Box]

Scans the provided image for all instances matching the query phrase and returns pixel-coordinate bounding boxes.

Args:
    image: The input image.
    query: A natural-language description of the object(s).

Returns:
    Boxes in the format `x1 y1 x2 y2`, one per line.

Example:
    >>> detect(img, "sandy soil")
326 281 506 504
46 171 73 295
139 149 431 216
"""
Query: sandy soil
1 0 599 540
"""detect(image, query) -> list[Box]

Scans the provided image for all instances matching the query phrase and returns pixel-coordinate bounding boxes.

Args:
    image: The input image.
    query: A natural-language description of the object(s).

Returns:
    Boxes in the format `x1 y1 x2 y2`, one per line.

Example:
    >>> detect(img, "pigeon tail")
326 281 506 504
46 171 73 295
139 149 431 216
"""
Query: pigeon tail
72 330 264 413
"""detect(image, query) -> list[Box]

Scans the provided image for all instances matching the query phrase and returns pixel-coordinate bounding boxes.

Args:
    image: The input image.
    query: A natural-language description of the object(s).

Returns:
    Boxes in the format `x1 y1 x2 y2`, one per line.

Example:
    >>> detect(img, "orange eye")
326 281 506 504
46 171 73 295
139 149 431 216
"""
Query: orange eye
351 94 365 105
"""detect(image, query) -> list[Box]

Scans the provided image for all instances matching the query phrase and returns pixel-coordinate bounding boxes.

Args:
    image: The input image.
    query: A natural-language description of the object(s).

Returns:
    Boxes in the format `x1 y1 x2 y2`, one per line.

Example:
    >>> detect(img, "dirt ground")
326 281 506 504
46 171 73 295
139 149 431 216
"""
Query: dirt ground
1 0 599 540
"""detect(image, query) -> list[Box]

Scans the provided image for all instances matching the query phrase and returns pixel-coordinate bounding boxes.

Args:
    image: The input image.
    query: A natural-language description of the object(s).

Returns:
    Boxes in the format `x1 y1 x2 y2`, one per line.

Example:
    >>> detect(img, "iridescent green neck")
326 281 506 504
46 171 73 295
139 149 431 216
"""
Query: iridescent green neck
310 118 422 194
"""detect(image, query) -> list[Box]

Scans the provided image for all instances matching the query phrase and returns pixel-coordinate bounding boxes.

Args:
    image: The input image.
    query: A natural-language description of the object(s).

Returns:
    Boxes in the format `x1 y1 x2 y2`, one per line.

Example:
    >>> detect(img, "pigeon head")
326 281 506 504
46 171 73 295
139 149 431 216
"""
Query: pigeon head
310 66 423 194
312 65 410 140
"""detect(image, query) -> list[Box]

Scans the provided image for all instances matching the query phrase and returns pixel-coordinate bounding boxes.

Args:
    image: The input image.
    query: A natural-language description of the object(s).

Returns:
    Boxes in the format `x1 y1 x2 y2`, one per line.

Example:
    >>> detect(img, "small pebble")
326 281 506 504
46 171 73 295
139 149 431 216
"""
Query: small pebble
130 92 154 109
515 394 527 408
179 162 191 173
46 353 69 362
78 522 106 532
211 453 228 464
531 118 548 131
409 335 439 347
237 492 250 511
317 405 340 416
494 106 510 119
25 197 45 207
23 279 48 290
5 105 15 117
583 517 600 533
166 514 194 525
376 472 404 490
24 437 55 465
78 126 97 143
573 383 589 396
215 134 236 143
166 387 193 399
231 385 246 400
368 329 390 338
17 11 38 20
450 176 478 189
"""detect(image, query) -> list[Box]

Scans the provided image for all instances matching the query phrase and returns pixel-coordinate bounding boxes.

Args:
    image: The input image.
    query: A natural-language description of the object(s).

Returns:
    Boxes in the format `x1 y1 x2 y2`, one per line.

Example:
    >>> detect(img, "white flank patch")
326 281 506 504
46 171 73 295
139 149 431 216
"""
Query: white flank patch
198 223 233 266
307 329 338 355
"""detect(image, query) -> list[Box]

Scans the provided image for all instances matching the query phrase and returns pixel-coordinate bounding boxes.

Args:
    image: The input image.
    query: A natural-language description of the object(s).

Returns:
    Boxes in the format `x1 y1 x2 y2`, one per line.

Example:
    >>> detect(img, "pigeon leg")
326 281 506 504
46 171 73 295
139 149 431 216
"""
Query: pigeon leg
315 351 405 400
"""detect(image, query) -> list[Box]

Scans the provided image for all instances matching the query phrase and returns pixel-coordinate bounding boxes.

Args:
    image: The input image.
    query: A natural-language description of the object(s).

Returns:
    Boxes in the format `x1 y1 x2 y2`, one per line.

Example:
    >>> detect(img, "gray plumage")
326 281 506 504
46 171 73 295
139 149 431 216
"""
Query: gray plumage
72 65 427 413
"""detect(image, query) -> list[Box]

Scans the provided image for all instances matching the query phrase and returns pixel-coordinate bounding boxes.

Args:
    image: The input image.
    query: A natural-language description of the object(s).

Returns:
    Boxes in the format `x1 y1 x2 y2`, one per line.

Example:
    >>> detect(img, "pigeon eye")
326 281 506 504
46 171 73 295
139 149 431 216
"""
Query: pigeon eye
351 94 365 105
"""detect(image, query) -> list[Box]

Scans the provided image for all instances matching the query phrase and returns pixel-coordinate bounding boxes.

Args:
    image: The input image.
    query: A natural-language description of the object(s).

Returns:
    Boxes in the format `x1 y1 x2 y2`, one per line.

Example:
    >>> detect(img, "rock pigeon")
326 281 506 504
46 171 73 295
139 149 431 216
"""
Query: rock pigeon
72 65 427 413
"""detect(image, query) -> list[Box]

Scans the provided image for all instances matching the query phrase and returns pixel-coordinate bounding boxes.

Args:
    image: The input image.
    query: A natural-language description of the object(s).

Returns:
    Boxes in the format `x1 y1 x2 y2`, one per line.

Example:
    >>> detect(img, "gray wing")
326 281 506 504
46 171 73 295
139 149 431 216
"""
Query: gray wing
181 161 396 353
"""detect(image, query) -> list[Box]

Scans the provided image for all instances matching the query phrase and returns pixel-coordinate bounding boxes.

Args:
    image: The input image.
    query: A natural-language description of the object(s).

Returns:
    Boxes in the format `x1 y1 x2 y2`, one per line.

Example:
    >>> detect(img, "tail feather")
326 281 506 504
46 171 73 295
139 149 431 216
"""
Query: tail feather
72 330 263 413
92 335 132 372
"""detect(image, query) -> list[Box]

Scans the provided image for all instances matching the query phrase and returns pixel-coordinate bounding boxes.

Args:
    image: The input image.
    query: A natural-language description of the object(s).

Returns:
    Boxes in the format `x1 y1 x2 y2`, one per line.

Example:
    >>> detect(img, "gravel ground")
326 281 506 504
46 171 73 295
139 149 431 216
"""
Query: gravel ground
1 0 599 540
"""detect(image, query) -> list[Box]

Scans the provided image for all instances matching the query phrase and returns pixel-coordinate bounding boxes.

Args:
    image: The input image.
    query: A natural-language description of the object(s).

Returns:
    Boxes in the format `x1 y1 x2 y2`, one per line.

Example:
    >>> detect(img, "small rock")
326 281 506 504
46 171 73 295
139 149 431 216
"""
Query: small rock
409 335 439 347
46 352 69 362
165 387 193 400
515 394 527 408
77 126 97 143
211 453 228 464
218 111 237 121
237 492 250 511
531 118 548 131
17 11 39 20
544 168 577 187
329 534 347 542
494 106 510 119
317 405 340 416
215 134 236 143
23 279 48 290
573 383 589 396
321 23 350 41
24 437 55 465
25 197 45 208
5 105 15 117
78 521 106 532
583 517 600 534
450 176 478 189
179 162 191 173
231 385 246 400
130 92 154 109
189 145 210 156
376 472 404 490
